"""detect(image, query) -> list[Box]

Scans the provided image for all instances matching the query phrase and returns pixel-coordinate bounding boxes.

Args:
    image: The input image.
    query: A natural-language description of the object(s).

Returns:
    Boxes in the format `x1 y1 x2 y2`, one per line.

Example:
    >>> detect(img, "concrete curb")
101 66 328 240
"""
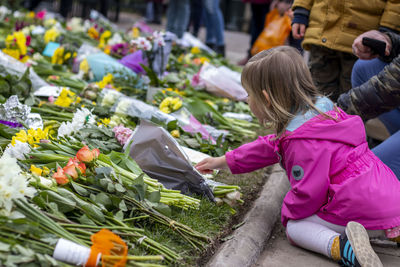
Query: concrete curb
206 164 290 267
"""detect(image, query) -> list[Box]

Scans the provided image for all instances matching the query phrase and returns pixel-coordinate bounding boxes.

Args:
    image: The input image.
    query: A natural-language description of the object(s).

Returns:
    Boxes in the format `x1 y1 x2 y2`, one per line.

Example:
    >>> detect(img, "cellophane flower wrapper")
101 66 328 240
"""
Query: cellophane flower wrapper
125 120 215 201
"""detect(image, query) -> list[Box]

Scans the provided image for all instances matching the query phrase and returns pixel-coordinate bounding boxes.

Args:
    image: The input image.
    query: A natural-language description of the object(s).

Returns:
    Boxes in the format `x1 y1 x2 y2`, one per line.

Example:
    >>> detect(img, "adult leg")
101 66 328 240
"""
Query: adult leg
308 45 341 101
372 130 400 180
351 58 388 87
166 0 178 36
173 0 190 38
203 0 216 47
146 1 154 22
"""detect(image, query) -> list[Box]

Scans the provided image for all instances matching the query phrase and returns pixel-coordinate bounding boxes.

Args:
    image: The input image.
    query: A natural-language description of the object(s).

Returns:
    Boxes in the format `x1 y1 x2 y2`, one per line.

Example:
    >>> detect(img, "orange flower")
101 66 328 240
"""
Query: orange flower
76 146 99 163
63 164 78 179
53 167 69 185
66 158 86 175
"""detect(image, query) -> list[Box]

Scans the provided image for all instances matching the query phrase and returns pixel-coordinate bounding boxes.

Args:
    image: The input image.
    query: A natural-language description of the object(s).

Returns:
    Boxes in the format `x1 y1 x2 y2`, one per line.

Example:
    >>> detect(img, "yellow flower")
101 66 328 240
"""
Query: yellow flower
104 46 111 54
88 27 99 39
160 107 171 114
30 165 42 176
200 57 210 64
222 98 230 103
171 130 180 138
98 118 110 126
73 52 77 57
79 59 90 73
27 11 35 19
76 96 82 104
177 54 184 63
42 166 50 176
44 27 60 43
3 31 28 62
132 27 140 38
159 97 182 113
99 30 112 48
191 46 201 54
2 48 20 61
96 73 114 89
51 46 65 65
11 128 49 147
38 101 45 107
92 101 97 106
54 88 75 107
64 52 71 60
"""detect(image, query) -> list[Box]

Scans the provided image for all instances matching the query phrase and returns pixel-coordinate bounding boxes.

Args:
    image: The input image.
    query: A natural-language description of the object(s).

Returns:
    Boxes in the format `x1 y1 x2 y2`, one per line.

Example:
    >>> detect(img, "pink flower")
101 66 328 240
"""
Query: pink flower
48 96 55 103
26 35 31 46
112 125 133 145
36 10 46 20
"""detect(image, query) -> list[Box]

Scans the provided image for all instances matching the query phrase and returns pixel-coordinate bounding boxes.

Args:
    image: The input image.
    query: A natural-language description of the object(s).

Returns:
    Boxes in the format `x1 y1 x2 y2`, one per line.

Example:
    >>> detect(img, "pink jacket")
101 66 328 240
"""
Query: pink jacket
226 109 400 230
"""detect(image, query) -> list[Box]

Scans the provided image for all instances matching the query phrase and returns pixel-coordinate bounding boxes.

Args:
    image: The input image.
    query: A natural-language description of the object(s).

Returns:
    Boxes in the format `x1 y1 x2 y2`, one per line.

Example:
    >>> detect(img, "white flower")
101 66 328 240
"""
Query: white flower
115 99 131 114
153 31 165 47
67 17 85 33
101 90 120 107
57 108 96 138
57 121 74 137
107 33 123 46
132 37 152 51
0 153 36 216
4 141 31 160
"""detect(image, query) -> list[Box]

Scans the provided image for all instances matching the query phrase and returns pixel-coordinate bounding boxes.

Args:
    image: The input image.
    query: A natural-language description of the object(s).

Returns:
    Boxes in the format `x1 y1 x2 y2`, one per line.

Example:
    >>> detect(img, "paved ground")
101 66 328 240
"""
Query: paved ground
117 12 250 64
255 223 400 267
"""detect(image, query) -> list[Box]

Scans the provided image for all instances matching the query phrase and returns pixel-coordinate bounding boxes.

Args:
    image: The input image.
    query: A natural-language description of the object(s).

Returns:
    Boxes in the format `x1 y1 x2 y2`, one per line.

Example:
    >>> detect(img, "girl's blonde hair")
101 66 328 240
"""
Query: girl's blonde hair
242 46 330 137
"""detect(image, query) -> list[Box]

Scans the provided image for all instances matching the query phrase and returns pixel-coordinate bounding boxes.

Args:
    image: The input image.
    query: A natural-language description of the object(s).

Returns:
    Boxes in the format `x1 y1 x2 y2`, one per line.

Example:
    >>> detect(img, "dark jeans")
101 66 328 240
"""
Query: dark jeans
248 3 270 57
351 58 400 180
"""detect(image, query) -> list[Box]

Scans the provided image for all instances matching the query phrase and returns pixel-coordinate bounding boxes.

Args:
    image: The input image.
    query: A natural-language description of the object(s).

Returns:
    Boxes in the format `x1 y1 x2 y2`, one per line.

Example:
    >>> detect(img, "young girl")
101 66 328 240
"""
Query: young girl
195 46 400 267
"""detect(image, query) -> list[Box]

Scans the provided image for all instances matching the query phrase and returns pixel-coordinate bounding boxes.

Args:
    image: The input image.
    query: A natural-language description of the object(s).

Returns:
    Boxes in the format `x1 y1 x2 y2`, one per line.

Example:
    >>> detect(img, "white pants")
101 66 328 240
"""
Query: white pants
286 215 386 258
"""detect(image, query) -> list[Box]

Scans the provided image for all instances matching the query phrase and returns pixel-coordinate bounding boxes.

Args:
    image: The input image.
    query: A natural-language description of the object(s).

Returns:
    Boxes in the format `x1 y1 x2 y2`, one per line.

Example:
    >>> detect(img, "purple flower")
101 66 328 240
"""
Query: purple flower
0 120 23 128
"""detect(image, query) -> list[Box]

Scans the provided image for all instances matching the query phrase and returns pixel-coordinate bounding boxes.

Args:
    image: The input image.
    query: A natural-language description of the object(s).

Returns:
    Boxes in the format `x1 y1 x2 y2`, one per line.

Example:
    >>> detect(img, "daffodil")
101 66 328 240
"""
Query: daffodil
11 128 49 148
44 27 59 43
51 46 65 65
96 73 114 89
54 88 75 107
132 27 140 38
98 30 112 48
2 31 28 62
30 165 42 176
97 118 110 126
191 46 201 54
88 27 99 39
79 59 90 73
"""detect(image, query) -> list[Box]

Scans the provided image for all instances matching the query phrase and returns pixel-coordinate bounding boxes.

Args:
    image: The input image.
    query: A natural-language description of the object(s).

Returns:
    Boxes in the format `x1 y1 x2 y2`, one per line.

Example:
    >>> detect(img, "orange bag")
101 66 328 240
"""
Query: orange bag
251 8 292 56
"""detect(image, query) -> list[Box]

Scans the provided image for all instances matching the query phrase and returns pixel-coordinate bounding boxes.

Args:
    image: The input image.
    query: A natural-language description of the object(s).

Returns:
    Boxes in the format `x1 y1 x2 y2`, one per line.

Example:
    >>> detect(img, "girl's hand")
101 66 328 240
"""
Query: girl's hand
195 156 228 174
292 23 306 39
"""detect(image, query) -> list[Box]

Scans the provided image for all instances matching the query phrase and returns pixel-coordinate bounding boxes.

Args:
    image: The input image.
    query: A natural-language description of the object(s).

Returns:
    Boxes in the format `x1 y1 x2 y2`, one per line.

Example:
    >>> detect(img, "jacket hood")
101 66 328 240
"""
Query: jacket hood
283 109 366 147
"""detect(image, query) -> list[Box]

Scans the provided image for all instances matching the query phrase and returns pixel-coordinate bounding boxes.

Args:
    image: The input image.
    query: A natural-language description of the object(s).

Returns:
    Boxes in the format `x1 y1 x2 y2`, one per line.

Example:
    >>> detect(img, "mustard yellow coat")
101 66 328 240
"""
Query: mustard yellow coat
293 0 400 54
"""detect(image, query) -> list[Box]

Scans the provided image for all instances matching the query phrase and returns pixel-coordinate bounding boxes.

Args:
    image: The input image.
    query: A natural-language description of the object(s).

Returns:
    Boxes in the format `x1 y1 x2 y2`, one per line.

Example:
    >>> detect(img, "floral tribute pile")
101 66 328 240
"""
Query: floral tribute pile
0 6 259 267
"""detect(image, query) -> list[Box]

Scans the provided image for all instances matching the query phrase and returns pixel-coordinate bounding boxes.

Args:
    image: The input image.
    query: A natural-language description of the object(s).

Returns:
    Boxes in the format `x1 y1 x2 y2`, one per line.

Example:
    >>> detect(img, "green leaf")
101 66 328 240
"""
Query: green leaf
81 204 105 223
118 200 128 212
71 182 89 197
115 210 124 221
107 183 116 193
78 214 96 225
41 190 76 213
147 191 161 203
115 183 126 193
95 193 112 208
95 167 113 177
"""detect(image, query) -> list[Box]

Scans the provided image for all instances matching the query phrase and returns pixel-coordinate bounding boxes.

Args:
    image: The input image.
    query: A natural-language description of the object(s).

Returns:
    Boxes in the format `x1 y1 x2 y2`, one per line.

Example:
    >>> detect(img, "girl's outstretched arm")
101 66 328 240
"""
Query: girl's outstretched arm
195 156 228 174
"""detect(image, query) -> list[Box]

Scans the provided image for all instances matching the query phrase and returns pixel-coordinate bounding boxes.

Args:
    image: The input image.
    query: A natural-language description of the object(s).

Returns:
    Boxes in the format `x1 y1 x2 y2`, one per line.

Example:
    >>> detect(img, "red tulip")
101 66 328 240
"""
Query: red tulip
53 167 69 185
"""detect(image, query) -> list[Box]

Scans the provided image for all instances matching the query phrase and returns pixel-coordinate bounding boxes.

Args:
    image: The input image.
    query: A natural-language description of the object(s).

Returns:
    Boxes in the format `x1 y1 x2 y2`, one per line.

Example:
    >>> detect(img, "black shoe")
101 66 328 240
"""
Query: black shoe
215 45 225 57
338 222 382 267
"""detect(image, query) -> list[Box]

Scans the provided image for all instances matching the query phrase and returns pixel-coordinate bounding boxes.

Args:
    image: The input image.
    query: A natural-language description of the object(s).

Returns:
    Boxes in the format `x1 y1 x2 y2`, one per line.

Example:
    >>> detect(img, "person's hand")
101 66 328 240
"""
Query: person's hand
352 30 392 60
195 156 228 174
292 23 306 39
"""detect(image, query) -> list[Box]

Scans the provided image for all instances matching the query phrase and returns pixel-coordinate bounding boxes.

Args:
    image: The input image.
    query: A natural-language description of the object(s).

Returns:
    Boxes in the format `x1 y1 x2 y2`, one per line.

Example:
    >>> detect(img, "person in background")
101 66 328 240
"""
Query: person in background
196 46 400 267
203 0 225 56
238 0 272 65
291 0 400 101
337 30 400 180
166 0 190 38
145 0 163 25
188 0 203 37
